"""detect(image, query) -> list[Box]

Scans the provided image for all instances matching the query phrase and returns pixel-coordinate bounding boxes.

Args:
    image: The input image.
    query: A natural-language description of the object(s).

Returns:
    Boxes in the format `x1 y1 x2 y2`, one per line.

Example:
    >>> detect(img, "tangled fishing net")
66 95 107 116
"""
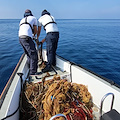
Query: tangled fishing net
20 74 93 120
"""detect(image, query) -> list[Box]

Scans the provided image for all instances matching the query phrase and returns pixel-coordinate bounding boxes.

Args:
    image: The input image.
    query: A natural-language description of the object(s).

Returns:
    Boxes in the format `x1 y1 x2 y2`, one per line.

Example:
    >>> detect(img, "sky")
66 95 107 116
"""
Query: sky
0 0 120 19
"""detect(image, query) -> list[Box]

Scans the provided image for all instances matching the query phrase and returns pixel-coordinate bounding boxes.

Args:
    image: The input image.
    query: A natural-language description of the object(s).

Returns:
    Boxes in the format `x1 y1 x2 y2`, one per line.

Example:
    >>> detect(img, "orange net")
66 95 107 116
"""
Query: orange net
20 74 93 120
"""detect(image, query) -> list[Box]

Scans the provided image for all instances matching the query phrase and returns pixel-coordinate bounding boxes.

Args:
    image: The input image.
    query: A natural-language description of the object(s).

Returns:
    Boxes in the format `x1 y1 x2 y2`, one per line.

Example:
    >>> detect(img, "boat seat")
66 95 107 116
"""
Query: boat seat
100 109 120 120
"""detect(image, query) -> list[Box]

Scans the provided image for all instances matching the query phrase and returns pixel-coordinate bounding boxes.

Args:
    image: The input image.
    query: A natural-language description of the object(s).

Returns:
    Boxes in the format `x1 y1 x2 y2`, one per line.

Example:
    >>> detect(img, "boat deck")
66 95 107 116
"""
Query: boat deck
29 65 70 83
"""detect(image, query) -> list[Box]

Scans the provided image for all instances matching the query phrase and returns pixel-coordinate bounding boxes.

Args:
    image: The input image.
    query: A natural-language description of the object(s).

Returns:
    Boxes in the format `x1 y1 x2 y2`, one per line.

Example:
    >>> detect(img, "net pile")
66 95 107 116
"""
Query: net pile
20 74 93 120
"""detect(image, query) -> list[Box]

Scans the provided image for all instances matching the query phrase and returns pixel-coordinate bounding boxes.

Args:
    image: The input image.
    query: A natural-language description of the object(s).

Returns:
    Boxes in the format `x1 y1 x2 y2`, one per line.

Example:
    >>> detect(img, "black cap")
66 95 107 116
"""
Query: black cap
25 9 32 13
41 9 50 16
24 9 33 17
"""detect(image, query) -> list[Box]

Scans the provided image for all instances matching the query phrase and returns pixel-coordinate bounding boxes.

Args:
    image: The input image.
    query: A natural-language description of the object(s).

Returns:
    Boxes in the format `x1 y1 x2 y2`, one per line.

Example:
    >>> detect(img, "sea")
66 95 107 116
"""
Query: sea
0 19 120 94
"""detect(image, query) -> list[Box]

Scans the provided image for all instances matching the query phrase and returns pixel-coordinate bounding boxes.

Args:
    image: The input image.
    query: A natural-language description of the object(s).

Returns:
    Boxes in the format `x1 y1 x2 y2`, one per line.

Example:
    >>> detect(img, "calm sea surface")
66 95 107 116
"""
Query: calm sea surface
0 19 120 94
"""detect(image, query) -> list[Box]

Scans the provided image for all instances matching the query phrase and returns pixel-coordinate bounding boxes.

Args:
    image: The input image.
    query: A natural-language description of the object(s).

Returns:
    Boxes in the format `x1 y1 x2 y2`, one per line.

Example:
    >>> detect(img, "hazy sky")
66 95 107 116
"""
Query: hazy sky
0 0 120 19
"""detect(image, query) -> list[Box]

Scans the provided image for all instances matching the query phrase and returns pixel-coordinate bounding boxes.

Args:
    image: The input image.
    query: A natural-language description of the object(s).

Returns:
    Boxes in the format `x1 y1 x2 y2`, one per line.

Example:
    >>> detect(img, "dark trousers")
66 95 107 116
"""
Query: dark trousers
19 37 38 75
45 32 59 67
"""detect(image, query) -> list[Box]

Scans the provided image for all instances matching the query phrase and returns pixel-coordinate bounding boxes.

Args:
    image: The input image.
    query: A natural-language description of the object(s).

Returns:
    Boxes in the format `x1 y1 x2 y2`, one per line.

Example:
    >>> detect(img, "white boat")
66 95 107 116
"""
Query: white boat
0 49 120 120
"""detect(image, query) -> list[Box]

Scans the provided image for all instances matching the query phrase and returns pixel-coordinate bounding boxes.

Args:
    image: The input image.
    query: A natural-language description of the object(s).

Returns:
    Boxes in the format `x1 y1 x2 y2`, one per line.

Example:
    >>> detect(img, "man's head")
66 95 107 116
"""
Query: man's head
24 9 33 17
41 9 50 16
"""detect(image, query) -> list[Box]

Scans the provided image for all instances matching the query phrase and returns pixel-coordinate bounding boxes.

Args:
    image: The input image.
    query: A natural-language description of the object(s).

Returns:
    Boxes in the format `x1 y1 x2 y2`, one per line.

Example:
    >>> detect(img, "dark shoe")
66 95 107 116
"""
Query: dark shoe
44 61 48 65
35 72 43 75
30 72 36 75
42 66 51 73
30 72 42 75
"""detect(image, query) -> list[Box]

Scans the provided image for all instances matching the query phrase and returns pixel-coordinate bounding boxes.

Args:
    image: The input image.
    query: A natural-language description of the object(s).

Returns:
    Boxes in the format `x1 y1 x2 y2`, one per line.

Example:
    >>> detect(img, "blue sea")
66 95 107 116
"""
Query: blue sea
0 19 120 94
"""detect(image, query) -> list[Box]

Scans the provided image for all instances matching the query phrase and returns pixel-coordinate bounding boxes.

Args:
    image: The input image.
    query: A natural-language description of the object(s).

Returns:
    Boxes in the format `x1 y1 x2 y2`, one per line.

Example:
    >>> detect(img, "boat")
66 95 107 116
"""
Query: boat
0 45 120 120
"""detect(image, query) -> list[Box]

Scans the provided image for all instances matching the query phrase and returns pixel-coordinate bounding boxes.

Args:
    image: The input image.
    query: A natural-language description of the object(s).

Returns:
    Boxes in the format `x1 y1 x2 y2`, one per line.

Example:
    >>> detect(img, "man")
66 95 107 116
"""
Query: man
19 9 38 75
37 9 59 72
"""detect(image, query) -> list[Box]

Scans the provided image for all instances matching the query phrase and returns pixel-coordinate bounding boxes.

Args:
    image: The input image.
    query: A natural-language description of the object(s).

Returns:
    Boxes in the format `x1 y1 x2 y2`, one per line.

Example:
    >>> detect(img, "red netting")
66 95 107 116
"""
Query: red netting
65 101 93 120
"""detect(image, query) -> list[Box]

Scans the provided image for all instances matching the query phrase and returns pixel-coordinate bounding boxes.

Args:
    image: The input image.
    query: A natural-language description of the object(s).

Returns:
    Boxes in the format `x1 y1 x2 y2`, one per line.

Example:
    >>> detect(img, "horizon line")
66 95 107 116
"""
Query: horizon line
0 18 120 20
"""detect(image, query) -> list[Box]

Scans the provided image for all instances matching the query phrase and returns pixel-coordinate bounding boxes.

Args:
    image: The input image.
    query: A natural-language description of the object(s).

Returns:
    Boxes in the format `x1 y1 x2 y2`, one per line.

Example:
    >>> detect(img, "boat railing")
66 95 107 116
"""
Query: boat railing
100 92 114 116
100 93 120 120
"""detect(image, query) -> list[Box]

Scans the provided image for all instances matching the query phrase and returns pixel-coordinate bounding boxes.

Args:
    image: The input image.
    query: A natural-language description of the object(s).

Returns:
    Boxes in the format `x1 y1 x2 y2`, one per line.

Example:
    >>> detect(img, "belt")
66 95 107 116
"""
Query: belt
19 35 31 39
47 32 59 35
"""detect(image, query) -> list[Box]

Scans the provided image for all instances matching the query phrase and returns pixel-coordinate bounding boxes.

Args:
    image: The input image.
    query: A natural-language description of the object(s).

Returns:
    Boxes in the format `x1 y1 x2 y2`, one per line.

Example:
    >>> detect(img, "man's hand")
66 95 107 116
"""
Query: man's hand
41 38 45 43
39 41 42 45
36 40 43 46
35 39 39 45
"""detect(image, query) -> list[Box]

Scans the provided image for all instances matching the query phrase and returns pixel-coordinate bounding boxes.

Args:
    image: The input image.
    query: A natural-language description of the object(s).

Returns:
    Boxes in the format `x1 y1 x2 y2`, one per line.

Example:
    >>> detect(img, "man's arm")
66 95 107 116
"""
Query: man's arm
37 26 41 39
33 25 37 36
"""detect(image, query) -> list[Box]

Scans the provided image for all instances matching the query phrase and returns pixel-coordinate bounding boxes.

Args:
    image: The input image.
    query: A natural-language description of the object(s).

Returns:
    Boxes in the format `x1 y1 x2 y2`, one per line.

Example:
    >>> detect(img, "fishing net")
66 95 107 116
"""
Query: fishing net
20 83 38 120
20 74 93 120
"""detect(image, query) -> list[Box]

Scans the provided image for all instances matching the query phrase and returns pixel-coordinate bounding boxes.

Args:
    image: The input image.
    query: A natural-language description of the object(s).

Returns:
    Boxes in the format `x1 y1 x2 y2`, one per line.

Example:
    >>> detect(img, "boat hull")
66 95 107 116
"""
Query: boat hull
0 54 29 120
